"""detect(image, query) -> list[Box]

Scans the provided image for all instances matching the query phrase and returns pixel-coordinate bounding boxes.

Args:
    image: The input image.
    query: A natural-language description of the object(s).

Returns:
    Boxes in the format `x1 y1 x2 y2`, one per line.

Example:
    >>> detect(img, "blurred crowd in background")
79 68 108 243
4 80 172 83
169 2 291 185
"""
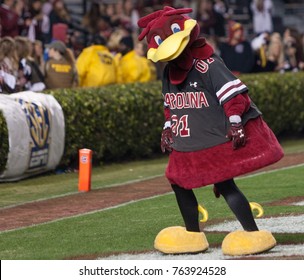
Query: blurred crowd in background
1 0 304 94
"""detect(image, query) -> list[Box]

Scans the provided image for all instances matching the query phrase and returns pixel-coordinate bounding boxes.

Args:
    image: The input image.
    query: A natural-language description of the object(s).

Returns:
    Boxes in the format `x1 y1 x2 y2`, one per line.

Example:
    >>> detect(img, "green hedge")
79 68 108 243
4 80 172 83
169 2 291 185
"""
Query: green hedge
0 111 9 173
0 72 304 172
240 72 304 135
49 82 164 168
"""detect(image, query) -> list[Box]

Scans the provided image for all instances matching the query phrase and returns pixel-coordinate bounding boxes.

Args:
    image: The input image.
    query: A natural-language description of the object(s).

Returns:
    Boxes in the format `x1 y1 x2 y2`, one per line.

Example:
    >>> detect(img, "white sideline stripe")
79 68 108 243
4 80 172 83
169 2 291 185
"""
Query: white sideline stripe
1 164 303 233
237 163 304 180
205 215 304 233
293 201 304 206
100 216 304 260
99 244 304 260
2 163 304 211
0 193 173 234
0 174 164 210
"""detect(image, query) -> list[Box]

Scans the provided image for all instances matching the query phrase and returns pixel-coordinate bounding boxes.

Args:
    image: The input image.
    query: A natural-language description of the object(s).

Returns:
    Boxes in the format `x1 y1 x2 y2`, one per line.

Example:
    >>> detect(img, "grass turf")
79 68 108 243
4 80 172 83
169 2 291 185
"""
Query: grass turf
0 165 303 260
0 138 303 208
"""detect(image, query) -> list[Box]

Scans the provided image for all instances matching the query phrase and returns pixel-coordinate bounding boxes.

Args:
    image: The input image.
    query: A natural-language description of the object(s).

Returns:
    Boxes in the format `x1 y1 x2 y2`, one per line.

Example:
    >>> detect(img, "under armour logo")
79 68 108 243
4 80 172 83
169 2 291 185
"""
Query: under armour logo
238 129 244 138
189 82 198 87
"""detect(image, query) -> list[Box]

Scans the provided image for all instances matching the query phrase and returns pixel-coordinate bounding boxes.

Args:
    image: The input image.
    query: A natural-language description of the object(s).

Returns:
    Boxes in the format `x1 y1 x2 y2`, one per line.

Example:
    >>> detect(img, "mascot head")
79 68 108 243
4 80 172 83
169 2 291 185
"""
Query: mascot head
138 6 201 62
138 6 214 84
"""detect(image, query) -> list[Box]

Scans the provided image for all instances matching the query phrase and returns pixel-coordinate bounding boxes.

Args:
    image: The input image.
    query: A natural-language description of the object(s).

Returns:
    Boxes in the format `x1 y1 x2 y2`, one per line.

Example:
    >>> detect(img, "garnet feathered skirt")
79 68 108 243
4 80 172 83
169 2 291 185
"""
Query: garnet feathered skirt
165 117 284 189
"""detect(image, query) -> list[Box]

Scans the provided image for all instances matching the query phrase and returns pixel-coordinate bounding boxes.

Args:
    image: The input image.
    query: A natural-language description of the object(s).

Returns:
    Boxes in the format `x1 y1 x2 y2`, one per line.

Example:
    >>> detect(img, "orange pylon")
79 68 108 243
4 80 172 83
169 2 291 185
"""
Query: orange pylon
78 149 92 192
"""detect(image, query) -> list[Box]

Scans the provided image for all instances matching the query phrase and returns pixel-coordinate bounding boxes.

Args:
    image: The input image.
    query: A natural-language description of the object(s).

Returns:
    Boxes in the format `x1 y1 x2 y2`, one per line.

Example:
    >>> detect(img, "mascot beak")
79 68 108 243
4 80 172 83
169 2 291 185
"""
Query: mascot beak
147 19 197 62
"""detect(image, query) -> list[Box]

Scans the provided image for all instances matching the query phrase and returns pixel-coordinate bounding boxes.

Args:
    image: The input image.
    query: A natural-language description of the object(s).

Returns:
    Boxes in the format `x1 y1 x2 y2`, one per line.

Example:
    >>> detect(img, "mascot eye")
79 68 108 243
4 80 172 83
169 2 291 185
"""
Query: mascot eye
154 35 163 46
171 23 181 33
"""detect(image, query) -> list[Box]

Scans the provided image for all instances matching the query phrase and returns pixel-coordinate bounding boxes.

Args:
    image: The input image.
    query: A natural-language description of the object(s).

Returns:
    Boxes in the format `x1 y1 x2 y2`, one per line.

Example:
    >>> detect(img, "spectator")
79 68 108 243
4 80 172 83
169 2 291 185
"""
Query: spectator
107 0 135 30
14 36 46 91
26 0 50 44
195 0 226 38
95 16 113 40
41 0 55 43
250 0 273 35
42 0 55 17
104 2 120 28
251 32 284 73
0 36 19 77
267 32 285 72
107 27 130 54
76 35 117 88
115 35 149 84
219 21 255 75
32 39 45 74
52 22 68 44
213 0 230 19
283 27 304 71
13 0 26 36
49 0 71 26
0 36 18 93
81 1 105 35
283 38 300 72
0 60 16 93
124 0 140 35
48 0 71 41
44 40 78 89
0 0 20 38
251 32 272 72
65 29 85 58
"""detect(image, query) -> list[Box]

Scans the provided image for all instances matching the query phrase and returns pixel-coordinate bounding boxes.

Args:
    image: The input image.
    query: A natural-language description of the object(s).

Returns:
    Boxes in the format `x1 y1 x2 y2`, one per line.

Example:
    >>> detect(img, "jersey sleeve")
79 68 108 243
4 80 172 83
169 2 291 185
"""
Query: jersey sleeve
163 102 171 121
208 55 249 105
222 93 251 117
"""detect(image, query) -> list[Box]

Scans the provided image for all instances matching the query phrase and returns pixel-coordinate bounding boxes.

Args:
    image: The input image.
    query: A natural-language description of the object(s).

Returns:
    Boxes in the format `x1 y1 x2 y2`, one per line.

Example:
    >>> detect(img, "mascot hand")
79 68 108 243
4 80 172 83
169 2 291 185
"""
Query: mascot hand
227 122 246 150
161 128 173 153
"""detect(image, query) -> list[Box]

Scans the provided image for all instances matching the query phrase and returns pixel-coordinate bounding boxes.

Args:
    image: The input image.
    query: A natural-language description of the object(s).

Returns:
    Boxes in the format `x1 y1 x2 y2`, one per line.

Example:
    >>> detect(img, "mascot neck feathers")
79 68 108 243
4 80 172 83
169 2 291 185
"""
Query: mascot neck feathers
138 6 214 85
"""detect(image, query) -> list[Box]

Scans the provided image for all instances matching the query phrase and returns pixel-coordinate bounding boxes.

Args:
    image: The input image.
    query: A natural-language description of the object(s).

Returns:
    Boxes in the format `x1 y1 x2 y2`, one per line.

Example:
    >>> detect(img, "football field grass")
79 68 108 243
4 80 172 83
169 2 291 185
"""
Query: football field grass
0 138 304 208
0 138 303 259
0 164 303 260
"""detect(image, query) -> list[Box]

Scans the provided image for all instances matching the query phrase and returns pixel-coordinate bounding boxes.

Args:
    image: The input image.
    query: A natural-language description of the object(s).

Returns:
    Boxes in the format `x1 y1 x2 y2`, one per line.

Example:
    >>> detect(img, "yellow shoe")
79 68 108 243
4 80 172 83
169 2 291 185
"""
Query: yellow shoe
154 226 209 254
222 230 276 256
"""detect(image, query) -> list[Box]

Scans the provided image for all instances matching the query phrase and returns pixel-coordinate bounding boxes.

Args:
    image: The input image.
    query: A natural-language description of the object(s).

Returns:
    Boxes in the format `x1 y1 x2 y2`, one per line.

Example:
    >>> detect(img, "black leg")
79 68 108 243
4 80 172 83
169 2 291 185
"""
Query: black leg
171 184 200 232
214 179 259 231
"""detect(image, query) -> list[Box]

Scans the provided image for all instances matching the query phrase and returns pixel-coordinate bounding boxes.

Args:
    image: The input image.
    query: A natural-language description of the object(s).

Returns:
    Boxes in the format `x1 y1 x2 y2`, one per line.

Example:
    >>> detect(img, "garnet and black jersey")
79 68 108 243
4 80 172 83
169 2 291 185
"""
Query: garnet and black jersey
162 54 261 152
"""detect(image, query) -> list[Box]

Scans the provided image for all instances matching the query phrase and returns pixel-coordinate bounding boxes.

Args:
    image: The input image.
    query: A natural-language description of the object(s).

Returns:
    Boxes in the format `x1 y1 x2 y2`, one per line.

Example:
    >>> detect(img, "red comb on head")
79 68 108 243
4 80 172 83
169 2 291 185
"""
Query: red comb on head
138 6 193 41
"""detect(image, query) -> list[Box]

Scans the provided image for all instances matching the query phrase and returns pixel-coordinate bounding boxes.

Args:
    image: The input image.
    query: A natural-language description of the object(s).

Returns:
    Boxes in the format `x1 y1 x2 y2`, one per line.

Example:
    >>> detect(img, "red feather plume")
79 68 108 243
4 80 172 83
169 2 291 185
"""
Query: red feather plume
138 6 193 41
